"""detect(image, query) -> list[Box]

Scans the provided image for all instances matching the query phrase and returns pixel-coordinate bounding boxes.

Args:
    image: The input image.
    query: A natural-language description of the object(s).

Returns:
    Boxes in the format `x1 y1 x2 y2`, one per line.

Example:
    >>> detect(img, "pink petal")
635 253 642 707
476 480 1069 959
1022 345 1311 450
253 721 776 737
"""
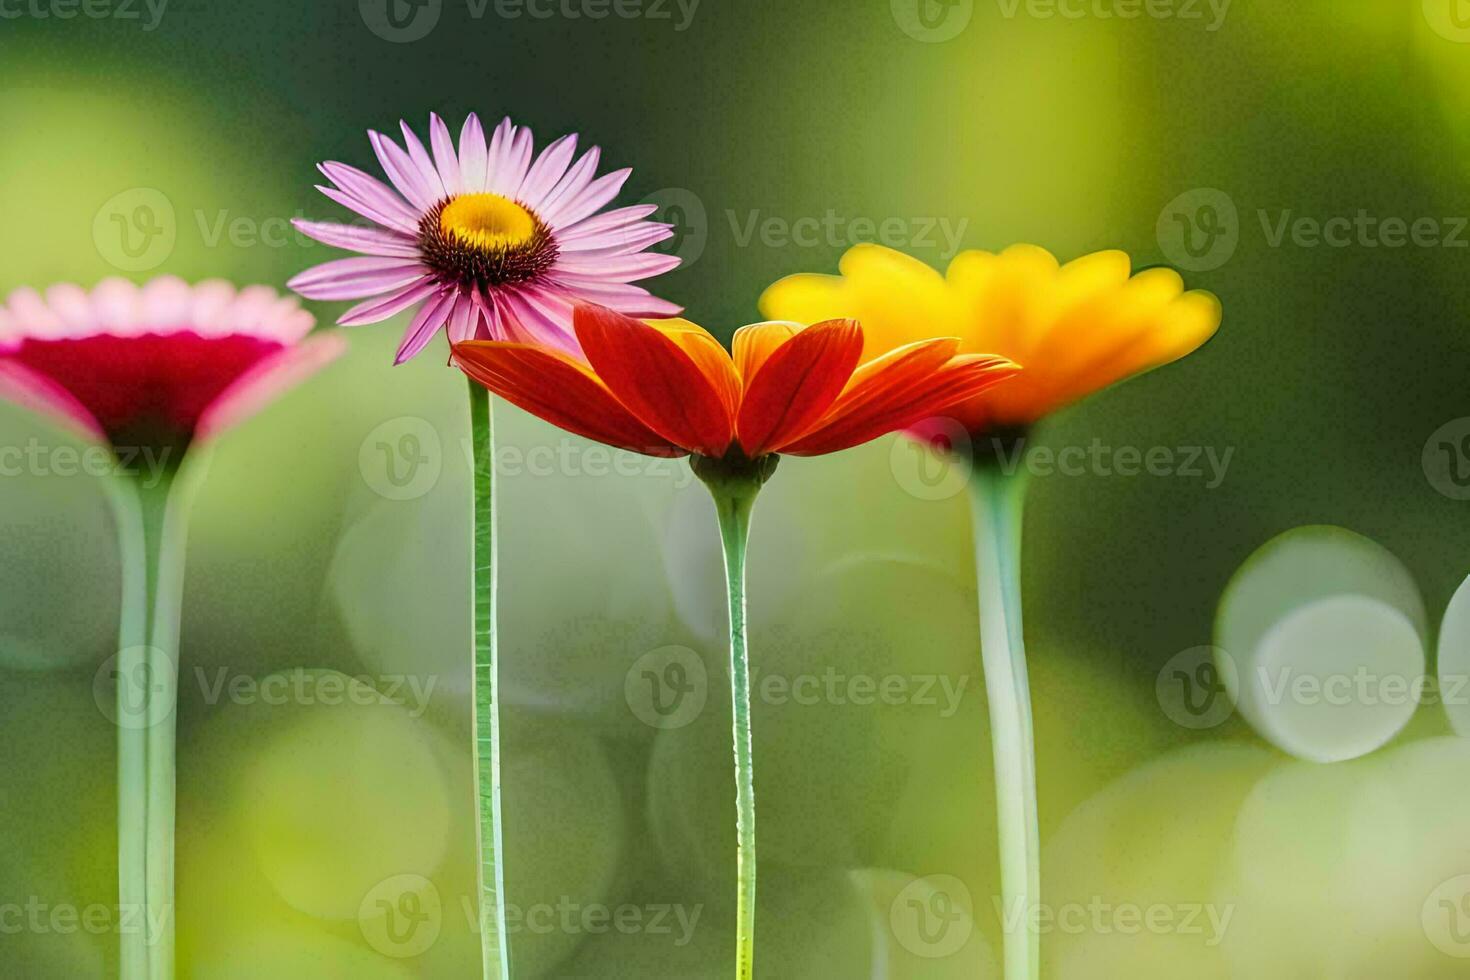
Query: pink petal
556 203 660 240
518 134 578 208
537 146 602 222
399 120 447 202
370 130 437 213
318 162 420 233
542 167 631 228
0 359 104 441
257 296 317 343
5 286 66 338
188 281 241 337
553 251 682 281
459 113 489 193
500 286 578 352
549 278 683 317
195 333 346 443
429 113 462 196
316 187 411 239
289 258 429 301
92 278 146 334
394 289 456 364
293 219 419 258
557 223 675 255
485 118 517 194
339 279 442 326
136 277 195 332
446 292 478 343
494 125 535 199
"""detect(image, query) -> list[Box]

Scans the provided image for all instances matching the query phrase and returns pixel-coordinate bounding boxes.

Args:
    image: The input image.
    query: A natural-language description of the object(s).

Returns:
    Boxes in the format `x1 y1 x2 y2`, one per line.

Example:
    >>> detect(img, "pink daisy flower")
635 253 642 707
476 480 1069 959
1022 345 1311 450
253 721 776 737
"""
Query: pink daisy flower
288 113 683 364
0 277 343 455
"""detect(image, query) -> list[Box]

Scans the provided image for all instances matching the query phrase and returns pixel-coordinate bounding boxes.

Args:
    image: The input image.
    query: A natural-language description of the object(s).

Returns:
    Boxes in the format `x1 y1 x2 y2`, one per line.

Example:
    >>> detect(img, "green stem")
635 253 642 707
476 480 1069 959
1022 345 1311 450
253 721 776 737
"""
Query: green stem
468 380 510 980
107 456 197 980
108 478 152 980
968 462 1040 980
703 473 762 980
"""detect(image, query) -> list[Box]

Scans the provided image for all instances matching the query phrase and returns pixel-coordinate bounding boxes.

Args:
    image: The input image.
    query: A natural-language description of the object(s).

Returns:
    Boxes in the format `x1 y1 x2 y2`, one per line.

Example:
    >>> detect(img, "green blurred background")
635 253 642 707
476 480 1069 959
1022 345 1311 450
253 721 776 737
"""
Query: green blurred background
4 1 1470 976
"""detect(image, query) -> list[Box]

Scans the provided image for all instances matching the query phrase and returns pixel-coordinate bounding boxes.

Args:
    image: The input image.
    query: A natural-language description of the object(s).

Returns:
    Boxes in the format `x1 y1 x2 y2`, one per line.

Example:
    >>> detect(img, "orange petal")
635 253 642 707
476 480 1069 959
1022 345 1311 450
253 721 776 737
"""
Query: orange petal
732 320 800 382
775 337 958 448
736 318 862 456
647 318 742 421
782 351 1019 456
574 304 735 457
451 341 685 458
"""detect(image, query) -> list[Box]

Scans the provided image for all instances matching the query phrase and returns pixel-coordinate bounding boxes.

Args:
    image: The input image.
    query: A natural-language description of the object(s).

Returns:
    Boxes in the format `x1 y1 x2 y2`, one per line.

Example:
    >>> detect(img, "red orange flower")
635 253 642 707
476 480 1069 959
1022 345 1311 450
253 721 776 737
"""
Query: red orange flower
450 304 1020 463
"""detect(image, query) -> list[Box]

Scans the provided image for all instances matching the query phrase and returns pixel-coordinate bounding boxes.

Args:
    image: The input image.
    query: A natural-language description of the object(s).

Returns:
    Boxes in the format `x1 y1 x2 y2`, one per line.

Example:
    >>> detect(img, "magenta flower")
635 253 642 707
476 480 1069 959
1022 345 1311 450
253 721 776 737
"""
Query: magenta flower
288 113 682 363
0 277 343 454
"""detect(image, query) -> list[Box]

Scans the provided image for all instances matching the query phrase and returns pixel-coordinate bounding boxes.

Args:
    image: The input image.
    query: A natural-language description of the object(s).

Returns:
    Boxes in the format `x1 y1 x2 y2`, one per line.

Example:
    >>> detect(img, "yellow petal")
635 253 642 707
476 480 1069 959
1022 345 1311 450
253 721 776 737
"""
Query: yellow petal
758 274 855 326
731 320 801 386
838 244 963 358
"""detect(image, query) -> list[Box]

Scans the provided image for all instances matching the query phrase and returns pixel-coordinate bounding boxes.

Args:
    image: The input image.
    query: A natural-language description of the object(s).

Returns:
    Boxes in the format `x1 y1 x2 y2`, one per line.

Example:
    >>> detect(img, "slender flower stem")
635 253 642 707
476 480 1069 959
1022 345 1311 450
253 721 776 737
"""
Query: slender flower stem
696 458 768 980
107 454 200 980
968 460 1040 980
467 380 510 980
109 477 154 980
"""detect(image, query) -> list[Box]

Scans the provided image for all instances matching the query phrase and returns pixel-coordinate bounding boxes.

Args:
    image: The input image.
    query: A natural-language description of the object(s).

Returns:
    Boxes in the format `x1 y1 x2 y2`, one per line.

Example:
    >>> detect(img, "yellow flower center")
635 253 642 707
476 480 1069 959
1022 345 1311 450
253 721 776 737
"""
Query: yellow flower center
439 193 537 251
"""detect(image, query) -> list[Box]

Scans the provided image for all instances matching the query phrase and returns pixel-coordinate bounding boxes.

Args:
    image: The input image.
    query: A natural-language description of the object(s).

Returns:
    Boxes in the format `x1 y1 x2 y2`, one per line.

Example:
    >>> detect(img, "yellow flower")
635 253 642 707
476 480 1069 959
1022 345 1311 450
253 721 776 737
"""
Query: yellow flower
760 243 1221 436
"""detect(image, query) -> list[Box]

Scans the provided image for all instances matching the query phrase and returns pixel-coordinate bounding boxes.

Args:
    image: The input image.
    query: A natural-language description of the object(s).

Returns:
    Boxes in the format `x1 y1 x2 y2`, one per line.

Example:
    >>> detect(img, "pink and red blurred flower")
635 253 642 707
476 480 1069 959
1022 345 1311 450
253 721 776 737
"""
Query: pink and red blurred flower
0 277 342 454
289 113 681 363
